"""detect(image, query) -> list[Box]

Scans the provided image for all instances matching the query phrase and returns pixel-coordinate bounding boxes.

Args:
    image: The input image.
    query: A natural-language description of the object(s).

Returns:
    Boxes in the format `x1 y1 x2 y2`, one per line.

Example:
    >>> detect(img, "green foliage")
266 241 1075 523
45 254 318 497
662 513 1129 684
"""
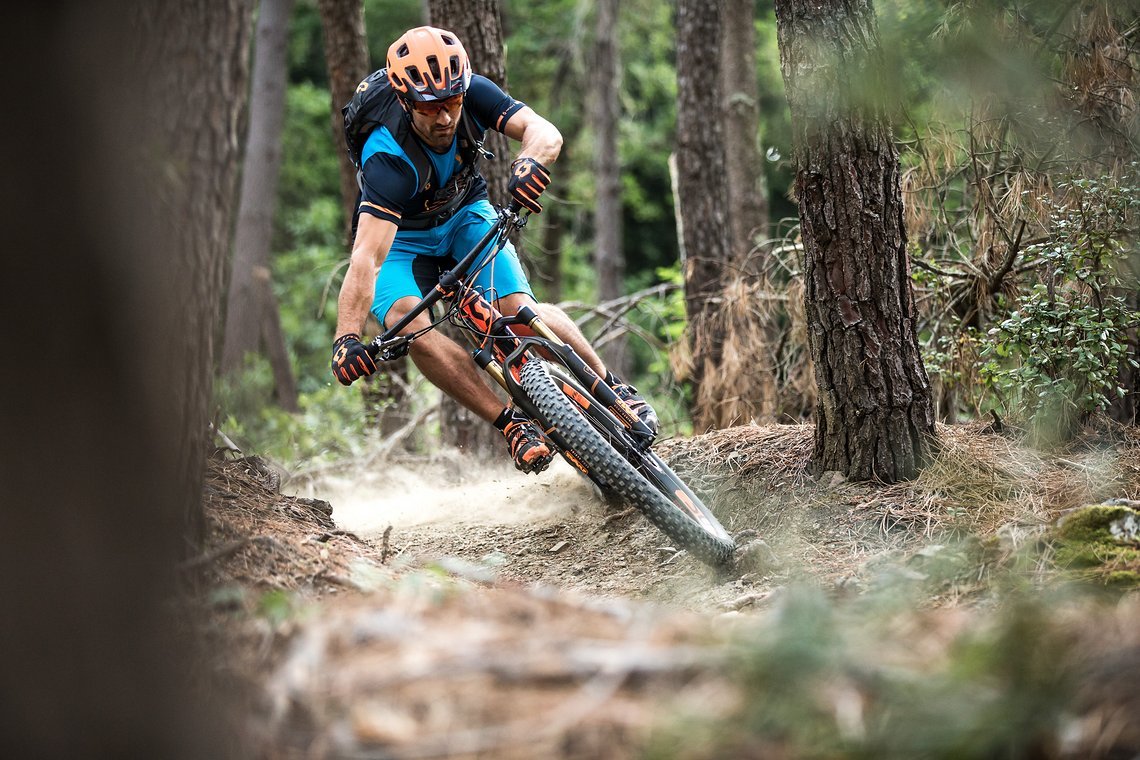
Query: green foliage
363 0 424 69
215 355 372 466
288 0 331 86
256 589 297 626
278 82 342 224
977 175 1140 438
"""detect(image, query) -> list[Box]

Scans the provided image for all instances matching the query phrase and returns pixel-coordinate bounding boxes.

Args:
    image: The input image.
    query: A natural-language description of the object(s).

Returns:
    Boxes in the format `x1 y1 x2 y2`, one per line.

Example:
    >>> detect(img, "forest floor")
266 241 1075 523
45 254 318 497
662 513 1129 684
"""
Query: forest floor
192 422 1140 759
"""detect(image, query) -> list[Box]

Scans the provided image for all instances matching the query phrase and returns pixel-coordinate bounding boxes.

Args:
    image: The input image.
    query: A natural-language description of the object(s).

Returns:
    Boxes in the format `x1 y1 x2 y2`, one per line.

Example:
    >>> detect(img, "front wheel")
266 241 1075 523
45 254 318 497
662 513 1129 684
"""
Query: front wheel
518 360 735 568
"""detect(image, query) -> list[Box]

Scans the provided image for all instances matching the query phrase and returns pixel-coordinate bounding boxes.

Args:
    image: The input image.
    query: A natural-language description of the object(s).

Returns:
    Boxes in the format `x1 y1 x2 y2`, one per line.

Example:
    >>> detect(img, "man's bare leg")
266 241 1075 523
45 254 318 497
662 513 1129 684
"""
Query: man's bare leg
496 293 608 378
386 296 503 423
496 292 659 436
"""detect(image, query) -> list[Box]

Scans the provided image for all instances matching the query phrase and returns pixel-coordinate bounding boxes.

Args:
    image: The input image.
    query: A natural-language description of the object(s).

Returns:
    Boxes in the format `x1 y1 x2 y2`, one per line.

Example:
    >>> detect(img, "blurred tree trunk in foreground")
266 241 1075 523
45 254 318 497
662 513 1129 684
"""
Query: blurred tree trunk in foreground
591 0 629 378
319 0 411 439
223 0 299 412
0 1 253 756
775 0 934 482
429 0 510 457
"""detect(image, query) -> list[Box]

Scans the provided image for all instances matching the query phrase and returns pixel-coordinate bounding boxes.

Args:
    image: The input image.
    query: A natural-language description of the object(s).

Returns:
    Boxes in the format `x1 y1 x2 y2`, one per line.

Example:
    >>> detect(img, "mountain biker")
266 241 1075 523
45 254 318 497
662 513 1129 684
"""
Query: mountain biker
331 25 657 474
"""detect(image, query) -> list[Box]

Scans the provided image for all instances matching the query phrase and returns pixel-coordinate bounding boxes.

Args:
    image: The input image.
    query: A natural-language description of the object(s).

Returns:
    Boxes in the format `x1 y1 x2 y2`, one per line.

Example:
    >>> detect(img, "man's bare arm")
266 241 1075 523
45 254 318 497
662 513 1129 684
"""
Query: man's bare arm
502 106 563 166
335 213 398 337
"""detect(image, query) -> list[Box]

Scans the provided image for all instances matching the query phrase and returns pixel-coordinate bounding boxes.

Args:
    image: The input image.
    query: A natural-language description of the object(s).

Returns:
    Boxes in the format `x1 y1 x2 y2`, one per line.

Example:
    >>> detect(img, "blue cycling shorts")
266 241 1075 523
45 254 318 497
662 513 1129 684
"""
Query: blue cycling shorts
371 199 535 328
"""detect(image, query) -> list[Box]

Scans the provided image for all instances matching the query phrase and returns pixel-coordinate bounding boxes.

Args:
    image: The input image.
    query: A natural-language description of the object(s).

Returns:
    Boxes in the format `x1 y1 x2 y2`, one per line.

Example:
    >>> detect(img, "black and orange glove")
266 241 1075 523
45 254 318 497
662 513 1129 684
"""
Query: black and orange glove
507 157 551 214
331 333 377 386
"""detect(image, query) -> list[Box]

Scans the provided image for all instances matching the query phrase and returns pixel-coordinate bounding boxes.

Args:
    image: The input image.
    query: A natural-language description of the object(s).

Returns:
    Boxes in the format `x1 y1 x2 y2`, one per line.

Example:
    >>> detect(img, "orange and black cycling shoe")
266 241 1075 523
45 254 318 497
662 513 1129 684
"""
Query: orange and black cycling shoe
495 407 554 474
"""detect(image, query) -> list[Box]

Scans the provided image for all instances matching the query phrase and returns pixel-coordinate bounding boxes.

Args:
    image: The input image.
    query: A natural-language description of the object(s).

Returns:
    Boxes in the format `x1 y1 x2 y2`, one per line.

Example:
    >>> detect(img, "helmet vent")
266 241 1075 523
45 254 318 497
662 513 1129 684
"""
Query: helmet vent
406 67 424 86
448 55 460 76
440 34 456 45
396 43 409 57
426 55 441 80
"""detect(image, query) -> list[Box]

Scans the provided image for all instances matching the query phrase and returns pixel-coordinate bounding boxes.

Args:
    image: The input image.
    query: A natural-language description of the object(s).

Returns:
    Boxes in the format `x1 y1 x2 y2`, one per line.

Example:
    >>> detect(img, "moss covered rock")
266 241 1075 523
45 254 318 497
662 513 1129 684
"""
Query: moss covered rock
1053 504 1140 589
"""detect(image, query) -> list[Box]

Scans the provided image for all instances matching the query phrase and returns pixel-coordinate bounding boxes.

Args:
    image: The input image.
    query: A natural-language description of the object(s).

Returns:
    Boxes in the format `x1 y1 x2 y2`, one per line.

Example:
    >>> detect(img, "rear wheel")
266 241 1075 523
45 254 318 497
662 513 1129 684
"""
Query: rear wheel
518 360 735 568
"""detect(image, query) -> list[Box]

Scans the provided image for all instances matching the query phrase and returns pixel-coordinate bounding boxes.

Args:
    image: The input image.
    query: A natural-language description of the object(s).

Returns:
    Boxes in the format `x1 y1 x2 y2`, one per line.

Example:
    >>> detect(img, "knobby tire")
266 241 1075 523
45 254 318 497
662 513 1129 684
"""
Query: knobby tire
518 360 735 568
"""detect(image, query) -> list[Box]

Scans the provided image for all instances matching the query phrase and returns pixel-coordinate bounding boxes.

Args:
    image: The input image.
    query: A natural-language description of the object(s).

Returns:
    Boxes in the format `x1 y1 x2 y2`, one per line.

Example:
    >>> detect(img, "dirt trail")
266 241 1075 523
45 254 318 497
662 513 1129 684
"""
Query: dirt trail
298 453 758 612
305 455 597 531
201 427 1140 759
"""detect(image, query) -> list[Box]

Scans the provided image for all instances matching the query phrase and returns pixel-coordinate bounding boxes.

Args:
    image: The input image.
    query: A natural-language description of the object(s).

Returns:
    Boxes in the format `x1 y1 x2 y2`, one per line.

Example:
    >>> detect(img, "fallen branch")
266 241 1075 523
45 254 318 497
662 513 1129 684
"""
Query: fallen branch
366 405 438 467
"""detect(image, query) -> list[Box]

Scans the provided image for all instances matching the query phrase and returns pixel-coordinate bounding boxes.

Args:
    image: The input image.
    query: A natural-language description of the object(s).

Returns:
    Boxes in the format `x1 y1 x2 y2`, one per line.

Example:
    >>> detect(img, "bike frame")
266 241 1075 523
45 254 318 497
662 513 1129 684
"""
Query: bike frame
367 205 656 449
365 204 735 563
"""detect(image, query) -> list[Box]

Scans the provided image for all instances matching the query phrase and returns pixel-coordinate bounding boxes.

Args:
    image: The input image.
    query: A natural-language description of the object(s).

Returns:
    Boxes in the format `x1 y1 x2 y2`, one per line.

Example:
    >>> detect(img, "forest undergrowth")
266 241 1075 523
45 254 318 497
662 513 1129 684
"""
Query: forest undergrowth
188 420 1140 759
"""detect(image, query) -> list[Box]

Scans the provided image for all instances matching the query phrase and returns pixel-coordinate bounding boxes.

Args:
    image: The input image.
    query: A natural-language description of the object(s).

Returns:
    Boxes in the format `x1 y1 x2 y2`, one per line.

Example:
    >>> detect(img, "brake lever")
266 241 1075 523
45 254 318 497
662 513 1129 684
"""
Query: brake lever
367 335 411 362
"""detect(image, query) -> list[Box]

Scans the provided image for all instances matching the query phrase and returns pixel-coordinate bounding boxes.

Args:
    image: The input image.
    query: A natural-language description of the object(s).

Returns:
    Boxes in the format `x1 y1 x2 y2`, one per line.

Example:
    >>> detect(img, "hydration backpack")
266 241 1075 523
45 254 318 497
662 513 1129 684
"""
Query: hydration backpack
342 68 483 177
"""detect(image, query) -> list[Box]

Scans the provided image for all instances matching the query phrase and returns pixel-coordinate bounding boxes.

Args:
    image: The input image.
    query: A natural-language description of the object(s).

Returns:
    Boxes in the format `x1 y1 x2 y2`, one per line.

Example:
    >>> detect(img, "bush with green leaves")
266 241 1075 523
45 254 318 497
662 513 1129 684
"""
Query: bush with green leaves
978 173 1139 438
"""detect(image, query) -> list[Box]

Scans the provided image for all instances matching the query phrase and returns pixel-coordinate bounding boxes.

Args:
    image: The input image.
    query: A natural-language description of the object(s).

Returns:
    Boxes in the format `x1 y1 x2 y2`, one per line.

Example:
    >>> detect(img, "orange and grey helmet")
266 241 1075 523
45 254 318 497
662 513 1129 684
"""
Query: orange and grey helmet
385 26 472 103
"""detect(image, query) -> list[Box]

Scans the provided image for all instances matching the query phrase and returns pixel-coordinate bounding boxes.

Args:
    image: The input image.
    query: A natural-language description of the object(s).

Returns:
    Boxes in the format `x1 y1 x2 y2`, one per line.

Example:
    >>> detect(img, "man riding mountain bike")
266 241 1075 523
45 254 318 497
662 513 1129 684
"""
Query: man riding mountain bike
331 25 657 474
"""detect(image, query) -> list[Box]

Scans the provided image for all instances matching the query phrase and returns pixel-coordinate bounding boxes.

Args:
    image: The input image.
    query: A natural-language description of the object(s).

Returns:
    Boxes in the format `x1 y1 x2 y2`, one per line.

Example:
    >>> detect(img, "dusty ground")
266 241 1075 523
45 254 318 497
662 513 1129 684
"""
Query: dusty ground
195 423 1140 758
292 426 935 615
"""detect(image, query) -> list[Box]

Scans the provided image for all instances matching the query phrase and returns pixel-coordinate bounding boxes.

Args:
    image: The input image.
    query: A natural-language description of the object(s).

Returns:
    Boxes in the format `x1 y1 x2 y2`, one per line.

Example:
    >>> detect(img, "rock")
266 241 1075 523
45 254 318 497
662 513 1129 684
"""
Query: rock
1053 504 1140 590
734 538 779 576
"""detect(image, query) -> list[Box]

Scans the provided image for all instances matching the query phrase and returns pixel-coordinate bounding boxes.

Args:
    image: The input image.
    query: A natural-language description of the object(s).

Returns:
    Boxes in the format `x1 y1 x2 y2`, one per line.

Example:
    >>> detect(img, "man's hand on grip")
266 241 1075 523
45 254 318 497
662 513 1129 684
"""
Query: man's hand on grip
331 333 377 386
507 157 551 214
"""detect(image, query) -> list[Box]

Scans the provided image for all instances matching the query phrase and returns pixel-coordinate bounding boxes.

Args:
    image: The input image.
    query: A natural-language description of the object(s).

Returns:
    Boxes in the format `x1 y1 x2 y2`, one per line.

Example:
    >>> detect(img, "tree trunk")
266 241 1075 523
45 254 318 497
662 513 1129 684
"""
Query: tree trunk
775 0 935 482
429 0 511 207
429 0 511 458
591 0 629 377
134 0 258 539
721 0 770 268
317 0 370 240
0 1 252 756
319 0 411 439
535 210 564 301
222 0 299 412
675 0 736 432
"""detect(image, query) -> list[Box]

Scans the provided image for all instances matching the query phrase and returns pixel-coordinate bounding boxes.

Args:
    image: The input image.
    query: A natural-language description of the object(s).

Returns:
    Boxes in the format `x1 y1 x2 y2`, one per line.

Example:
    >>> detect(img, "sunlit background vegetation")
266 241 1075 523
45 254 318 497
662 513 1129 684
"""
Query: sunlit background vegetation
215 0 1138 470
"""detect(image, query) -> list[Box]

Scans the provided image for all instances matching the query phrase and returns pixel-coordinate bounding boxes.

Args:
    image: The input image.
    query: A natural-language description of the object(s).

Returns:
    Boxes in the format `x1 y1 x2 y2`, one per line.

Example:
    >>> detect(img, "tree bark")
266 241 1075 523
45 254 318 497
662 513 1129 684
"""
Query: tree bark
591 0 629 377
317 0 370 240
676 0 740 432
319 0 411 439
775 0 935 482
132 0 258 538
0 1 253 756
429 0 511 458
223 0 299 412
721 0 770 268
429 0 512 207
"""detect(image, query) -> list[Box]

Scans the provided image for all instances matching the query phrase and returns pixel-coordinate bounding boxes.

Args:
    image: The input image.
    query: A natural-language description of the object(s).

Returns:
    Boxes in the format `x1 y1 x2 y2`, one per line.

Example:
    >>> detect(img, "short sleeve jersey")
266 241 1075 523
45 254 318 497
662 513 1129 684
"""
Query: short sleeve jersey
357 74 525 227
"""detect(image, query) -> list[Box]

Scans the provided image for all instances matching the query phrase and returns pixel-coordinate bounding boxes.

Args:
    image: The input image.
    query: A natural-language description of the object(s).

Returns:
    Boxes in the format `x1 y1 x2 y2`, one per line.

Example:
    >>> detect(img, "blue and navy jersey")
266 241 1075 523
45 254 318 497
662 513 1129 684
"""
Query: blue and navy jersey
357 74 525 227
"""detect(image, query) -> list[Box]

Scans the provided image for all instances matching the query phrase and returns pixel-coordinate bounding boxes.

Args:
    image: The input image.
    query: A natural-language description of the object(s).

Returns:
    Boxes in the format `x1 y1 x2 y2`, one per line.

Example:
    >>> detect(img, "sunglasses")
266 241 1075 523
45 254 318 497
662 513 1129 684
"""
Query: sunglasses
411 95 464 117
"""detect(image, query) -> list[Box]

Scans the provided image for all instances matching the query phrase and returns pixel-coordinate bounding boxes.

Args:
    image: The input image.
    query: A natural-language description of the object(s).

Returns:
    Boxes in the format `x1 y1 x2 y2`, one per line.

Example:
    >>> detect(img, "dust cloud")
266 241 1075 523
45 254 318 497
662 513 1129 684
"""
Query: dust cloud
300 455 602 538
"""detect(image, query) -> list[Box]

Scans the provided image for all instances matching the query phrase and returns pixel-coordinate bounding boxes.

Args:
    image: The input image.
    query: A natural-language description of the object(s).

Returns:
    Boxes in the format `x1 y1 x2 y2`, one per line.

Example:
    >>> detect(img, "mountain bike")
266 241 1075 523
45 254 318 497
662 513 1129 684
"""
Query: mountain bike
367 204 735 568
